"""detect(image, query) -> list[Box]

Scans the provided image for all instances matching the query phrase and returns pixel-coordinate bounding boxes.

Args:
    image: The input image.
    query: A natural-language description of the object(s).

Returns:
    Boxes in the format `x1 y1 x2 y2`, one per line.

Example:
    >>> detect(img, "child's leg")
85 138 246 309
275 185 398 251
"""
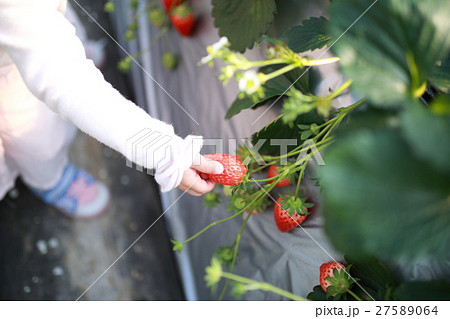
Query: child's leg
0 65 76 191
0 137 19 199
0 65 109 218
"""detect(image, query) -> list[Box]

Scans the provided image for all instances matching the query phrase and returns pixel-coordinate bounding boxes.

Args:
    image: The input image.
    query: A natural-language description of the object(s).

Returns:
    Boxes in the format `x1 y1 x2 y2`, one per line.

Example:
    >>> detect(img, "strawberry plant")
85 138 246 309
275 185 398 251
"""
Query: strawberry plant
109 0 450 300
170 0 450 300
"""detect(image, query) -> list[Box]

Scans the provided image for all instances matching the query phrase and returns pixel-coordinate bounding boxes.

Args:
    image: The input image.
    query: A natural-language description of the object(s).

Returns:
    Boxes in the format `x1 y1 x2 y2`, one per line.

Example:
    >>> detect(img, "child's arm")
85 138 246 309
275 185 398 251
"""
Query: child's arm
0 0 221 194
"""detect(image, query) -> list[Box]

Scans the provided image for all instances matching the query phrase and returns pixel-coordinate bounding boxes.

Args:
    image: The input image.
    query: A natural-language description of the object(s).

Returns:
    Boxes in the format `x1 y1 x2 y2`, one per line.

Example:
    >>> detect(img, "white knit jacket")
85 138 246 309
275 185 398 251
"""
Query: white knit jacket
0 0 202 192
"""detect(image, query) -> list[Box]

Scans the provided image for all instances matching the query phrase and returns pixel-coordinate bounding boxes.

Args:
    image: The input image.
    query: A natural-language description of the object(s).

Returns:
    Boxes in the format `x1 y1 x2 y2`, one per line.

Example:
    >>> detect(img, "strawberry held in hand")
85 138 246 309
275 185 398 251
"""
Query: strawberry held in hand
273 195 313 232
170 3 195 37
267 165 292 187
204 153 247 186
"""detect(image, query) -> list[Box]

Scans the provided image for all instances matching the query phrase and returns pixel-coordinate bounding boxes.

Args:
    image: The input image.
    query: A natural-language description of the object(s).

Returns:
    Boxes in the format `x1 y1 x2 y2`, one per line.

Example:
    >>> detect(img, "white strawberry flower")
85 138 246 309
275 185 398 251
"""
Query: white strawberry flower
200 55 213 65
211 37 229 52
239 70 261 95
200 37 229 65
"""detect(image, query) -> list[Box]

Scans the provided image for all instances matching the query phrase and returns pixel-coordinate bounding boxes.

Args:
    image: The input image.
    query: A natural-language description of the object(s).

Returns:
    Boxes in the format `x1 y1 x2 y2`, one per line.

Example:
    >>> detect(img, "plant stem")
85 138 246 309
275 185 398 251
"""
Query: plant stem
263 64 298 82
304 56 340 66
218 181 278 299
328 79 353 99
218 212 252 300
294 164 306 199
247 176 279 183
220 271 308 301
180 188 264 247
347 289 363 301
180 211 242 246
247 58 290 68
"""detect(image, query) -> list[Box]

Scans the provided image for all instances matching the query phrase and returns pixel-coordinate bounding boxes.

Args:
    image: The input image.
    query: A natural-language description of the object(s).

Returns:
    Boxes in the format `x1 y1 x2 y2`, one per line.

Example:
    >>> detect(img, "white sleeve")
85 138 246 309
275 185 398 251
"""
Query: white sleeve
0 0 202 192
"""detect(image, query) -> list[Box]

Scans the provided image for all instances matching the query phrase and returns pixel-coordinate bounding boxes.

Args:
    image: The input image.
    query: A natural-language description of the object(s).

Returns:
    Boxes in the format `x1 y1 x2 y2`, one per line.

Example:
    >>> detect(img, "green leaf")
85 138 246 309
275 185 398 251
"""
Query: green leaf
329 0 450 106
285 16 333 53
321 128 450 260
283 63 311 93
345 255 396 301
429 56 450 93
401 100 450 175
212 0 277 52
307 285 331 301
225 78 287 119
394 281 450 301
251 110 324 156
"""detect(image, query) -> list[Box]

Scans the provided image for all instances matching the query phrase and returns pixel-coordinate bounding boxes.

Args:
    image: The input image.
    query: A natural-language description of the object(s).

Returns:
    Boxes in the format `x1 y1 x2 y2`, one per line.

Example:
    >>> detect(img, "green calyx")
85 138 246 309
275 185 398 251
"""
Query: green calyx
326 265 359 299
279 194 313 216
171 239 183 253
214 246 235 269
171 4 193 18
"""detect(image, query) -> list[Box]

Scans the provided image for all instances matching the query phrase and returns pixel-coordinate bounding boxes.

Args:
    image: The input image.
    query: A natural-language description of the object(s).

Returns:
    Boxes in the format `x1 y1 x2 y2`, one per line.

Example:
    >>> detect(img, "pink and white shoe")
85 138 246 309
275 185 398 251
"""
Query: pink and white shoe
30 164 110 219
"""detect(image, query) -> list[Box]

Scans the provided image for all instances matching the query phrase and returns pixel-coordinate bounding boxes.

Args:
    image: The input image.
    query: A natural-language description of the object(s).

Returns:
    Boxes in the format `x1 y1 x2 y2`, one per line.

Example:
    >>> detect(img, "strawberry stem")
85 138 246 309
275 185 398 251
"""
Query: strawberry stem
294 164 306 199
261 64 299 82
220 271 308 301
178 188 268 248
218 212 252 300
347 289 363 301
218 180 279 299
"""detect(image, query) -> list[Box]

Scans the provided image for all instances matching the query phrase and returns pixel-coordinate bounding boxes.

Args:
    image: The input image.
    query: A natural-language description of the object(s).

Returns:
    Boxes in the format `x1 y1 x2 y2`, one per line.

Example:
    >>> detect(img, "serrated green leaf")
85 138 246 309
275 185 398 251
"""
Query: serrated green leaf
321 128 450 260
212 0 277 52
285 16 333 53
329 0 450 106
345 255 396 301
307 285 331 301
251 110 324 156
400 100 450 175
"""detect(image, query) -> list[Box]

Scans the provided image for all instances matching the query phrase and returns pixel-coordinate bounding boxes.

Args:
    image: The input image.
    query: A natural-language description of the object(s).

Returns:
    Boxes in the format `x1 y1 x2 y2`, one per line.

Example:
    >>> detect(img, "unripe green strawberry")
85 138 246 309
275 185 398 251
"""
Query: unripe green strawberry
104 1 115 13
124 29 135 41
149 8 165 28
118 56 132 73
162 52 178 70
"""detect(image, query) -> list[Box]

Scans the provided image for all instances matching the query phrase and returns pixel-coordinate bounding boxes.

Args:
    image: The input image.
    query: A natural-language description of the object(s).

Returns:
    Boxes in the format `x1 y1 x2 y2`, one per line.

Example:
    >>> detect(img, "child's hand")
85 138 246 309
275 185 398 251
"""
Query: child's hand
177 154 224 196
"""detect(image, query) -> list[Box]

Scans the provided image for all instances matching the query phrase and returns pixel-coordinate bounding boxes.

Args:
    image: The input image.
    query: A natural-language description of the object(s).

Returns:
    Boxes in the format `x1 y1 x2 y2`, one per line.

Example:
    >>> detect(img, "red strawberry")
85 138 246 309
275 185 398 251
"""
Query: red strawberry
170 4 195 37
204 153 247 186
161 0 183 13
267 165 291 187
273 195 311 232
320 262 346 293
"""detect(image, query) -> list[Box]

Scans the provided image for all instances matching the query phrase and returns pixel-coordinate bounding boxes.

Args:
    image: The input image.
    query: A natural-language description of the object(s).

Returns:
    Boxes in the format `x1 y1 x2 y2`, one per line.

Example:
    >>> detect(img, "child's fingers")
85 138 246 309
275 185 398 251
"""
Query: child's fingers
178 168 216 196
192 154 223 175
